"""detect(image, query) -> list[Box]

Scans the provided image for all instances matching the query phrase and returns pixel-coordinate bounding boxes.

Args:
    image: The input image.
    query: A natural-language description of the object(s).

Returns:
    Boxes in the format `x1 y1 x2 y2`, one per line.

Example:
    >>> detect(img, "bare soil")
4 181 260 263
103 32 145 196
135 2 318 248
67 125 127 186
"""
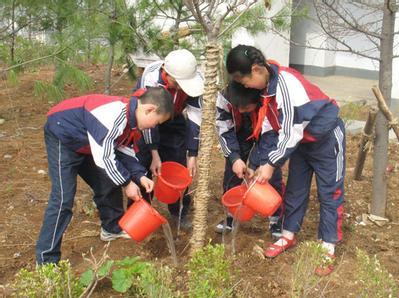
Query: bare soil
0 66 398 297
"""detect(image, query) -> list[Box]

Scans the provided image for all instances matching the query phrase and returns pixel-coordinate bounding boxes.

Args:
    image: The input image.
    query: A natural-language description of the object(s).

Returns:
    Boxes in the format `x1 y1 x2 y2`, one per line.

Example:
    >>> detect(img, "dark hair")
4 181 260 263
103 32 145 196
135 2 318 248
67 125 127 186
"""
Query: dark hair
139 87 174 117
225 80 261 108
226 45 268 76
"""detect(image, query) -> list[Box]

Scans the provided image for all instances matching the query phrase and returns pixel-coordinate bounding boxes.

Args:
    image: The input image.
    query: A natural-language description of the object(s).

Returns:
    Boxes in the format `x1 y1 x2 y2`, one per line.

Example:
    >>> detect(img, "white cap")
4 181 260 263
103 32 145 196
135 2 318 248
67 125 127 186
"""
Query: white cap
163 49 204 97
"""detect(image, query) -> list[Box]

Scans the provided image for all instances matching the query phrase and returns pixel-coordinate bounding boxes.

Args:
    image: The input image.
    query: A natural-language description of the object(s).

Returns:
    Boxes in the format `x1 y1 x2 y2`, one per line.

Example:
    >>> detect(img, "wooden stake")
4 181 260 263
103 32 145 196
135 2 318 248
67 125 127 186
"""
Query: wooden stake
353 108 377 180
372 86 399 141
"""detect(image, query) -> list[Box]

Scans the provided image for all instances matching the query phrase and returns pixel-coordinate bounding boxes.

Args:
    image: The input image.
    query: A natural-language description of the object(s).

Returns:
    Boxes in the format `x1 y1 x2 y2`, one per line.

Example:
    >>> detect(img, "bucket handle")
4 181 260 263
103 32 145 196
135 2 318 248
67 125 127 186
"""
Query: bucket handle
242 177 257 199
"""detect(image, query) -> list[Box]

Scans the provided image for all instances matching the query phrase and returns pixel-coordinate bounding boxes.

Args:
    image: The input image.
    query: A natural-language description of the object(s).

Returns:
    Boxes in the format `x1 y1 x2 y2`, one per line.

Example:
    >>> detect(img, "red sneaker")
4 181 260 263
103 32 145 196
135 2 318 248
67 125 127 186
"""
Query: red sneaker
264 236 296 258
315 253 335 276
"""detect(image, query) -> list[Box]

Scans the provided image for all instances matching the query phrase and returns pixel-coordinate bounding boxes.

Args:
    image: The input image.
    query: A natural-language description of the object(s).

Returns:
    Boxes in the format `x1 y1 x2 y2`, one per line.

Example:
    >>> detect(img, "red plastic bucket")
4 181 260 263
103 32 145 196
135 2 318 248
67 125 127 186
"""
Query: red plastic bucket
154 162 192 204
119 198 167 242
243 182 282 217
221 185 256 222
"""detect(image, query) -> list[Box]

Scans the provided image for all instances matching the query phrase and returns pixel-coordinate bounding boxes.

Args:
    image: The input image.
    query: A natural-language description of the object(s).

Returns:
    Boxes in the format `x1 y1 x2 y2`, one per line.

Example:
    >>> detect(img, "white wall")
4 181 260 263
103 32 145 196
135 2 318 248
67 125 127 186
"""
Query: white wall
290 0 399 99
232 0 291 66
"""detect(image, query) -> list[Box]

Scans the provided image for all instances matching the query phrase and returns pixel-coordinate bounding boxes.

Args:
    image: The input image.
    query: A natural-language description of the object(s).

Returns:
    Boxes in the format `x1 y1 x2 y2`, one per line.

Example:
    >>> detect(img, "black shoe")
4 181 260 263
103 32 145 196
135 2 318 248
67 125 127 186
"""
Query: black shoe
269 221 282 238
214 216 234 234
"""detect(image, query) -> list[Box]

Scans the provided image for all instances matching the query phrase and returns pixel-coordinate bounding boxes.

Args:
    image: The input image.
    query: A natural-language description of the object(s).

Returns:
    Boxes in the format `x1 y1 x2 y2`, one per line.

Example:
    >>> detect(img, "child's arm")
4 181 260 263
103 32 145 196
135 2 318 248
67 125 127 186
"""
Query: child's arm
115 148 148 185
185 96 202 177
137 61 163 175
185 96 202 157
257 73 308 169
215 92 241 164
142 128 161 176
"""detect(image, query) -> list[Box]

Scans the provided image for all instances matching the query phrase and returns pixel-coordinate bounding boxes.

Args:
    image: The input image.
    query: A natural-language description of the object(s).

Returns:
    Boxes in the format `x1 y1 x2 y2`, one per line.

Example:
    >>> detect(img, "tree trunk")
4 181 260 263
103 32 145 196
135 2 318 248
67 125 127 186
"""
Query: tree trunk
104 43 114 95
370 0 395 217
87 0 92 63
10 0 16 62
353 109 377 180
190 42 219 254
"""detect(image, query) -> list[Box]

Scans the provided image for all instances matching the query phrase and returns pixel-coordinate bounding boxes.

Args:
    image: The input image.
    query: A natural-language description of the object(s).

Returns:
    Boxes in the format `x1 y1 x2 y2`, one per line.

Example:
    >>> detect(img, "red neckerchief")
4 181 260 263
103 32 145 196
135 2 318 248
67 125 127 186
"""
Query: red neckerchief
231 105 258 134
161 69 188 115
118 88 147 152
248 92 272 140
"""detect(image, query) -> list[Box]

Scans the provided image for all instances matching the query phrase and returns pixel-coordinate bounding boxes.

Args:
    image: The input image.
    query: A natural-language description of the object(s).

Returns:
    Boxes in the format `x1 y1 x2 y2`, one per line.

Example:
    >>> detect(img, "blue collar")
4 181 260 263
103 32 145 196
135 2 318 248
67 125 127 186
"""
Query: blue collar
128 97 138 129
265 63 279 97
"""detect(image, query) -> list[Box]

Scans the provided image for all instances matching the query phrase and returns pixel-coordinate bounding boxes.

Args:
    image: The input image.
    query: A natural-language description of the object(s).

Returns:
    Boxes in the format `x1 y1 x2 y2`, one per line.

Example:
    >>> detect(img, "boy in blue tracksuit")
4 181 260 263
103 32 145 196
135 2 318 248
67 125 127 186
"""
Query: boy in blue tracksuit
226 45 345 275
135 49 204 228
36 87 174 264
214 81 284 235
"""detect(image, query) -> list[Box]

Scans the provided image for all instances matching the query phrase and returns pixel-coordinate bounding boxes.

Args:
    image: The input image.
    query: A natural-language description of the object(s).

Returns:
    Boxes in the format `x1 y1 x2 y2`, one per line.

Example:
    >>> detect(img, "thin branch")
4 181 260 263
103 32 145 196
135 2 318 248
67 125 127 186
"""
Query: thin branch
313 5 381 61
270 27 380 62
215 0 237 32
217 0 257 39
154 0 174 19
168 0 179 12
194 0 208 32
317 0 382 39
184 0 208 33
0 46 69 72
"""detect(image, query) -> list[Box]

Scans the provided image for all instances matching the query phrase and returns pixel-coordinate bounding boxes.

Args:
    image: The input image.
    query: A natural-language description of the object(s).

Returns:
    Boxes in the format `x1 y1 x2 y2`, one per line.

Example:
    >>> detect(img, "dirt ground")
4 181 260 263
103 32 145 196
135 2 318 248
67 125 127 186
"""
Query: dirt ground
0 66 398 297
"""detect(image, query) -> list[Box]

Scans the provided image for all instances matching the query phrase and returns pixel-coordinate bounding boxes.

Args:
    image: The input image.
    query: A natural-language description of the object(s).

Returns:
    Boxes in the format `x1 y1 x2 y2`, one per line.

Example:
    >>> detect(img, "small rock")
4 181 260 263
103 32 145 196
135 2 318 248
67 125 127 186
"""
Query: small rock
252 244 265 259
37 170 47 175
13 252 21 258
3 154 12 159
0 119 5 125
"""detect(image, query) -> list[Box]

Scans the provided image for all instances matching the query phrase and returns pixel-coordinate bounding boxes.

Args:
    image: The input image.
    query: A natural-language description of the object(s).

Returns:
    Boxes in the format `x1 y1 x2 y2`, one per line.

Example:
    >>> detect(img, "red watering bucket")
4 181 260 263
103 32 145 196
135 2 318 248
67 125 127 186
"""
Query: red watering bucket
243 182 282 217
154 161 192 204
221 185 256 222
119 198 167 242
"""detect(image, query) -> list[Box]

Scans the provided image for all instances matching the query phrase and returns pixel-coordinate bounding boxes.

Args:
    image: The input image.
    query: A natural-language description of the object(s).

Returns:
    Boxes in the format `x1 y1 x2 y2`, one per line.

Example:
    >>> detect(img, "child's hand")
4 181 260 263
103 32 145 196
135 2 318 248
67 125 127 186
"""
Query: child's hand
140 176 154 193
232 159 247 179
150 150 162 176
124 181 141 201
187 156 197 177
245 168 255 180
256 164 275 184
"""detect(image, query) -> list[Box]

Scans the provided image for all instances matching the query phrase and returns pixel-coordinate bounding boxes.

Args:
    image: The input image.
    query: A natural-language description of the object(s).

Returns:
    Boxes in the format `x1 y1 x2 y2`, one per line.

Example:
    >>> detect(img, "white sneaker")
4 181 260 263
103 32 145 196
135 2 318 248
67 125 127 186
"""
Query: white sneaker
214 216 234 234
100 227 131 241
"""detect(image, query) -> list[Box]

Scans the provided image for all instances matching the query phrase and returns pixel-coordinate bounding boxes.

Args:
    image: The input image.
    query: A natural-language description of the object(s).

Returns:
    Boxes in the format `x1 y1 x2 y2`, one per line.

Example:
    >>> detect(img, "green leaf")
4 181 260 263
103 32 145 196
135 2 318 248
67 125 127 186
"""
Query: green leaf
115 256 140 267
98 260 114 278
112 269 133 293
79 269 94 287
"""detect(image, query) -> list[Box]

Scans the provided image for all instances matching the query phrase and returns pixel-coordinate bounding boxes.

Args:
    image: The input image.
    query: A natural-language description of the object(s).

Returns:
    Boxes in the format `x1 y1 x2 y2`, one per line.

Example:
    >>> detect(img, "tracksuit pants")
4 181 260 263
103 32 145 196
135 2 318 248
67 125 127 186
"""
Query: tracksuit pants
283 119 345 243
36 129 125 264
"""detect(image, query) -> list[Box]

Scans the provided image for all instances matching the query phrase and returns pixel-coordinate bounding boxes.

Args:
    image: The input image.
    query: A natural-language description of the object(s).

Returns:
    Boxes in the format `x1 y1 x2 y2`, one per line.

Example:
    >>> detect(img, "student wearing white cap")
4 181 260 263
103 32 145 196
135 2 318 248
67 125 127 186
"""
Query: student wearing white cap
134 49 204 228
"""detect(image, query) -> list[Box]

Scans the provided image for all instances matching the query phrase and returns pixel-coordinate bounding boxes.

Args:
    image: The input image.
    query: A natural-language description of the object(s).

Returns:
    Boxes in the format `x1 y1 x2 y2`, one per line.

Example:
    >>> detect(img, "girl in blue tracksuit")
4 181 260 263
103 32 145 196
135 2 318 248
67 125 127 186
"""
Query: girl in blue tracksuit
226 45 345 275
215 81 284 235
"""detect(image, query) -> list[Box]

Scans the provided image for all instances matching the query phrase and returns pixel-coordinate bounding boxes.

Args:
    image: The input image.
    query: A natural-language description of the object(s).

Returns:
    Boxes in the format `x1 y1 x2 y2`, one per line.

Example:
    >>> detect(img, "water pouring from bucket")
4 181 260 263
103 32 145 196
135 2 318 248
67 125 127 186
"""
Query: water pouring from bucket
119 198 167 242
221 185 256 222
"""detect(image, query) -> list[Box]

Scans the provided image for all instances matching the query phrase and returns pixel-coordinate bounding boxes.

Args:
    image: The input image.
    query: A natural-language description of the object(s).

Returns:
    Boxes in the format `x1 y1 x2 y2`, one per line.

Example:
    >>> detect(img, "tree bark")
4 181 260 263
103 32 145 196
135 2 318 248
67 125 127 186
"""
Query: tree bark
104 43 114 95
370 0 395 217
10 0 16 62
372 86 399 141
190 42 219 254
353 109 377 180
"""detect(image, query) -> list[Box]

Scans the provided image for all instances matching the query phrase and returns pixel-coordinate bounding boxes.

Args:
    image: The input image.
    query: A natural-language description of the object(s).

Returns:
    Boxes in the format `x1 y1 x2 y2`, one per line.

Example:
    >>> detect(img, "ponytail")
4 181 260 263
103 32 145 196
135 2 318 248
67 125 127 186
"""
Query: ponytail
226 45 273 77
